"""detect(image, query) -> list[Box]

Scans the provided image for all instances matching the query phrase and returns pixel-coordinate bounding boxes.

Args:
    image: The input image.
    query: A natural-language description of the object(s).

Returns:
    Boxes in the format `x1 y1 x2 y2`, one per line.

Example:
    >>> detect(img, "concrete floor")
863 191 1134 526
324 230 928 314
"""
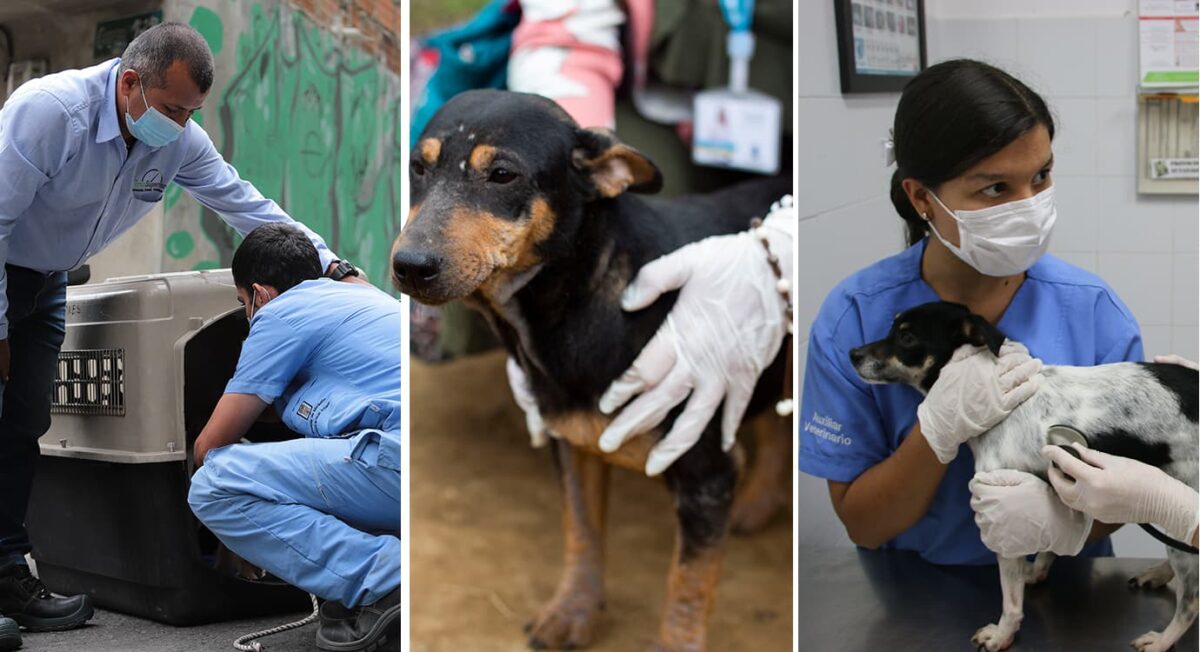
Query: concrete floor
410 351 793 651
26 607 318 651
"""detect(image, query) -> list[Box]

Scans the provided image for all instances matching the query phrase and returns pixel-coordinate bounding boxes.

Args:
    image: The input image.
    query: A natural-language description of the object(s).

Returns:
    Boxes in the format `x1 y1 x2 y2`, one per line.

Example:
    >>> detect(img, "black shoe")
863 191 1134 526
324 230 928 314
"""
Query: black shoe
0 615 19 650
315 587 400 651
319 599 356 625
0 565 92 632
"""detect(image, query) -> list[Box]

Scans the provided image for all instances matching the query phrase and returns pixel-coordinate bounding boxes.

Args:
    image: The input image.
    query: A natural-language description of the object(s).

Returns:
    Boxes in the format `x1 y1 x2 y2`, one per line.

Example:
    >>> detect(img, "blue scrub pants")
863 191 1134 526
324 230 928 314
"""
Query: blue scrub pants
0 266 67 566
188 430 401 608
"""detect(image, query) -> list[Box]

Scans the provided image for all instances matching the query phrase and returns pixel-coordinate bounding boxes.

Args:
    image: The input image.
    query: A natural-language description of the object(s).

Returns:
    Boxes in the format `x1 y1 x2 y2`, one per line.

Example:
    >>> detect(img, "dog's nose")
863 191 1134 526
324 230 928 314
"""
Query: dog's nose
392 250 441 284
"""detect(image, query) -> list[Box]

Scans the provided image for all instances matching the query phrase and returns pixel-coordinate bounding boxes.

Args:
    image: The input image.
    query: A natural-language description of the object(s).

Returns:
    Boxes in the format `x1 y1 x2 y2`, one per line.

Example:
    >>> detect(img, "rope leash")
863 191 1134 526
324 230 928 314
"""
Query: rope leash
233 593 320 651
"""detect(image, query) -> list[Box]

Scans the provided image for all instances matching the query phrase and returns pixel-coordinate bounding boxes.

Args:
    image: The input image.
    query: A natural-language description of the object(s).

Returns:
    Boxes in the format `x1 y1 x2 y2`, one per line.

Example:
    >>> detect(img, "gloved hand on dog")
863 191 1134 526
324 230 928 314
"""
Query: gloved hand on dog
969 469 1092 557
506 357 549 448
1044 444 1199 543
917 340 1043 464
596 197 795 476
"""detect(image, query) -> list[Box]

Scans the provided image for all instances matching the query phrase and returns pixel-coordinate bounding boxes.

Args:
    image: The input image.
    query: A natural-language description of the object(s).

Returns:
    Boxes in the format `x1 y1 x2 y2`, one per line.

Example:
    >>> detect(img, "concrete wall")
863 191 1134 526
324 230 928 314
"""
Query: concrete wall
796 0 1198 557
0 0 161 73
161 0 402 286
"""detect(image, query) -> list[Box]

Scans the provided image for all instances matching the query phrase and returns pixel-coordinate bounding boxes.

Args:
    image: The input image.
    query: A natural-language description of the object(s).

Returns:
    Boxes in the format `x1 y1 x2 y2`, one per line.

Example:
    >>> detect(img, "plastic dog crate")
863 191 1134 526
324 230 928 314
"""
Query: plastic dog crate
25 270 310 625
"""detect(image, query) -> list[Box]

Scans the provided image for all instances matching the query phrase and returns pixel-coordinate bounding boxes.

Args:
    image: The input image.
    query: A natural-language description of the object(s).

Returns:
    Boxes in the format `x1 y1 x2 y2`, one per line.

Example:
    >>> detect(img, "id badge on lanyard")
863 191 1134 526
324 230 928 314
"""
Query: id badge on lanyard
692 0 782 175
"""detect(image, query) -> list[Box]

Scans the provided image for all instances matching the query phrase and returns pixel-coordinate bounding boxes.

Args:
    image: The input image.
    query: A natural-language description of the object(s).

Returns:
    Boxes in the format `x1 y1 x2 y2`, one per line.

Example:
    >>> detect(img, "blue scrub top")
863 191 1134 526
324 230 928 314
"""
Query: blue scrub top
226 279 402 444
799 240 1143 565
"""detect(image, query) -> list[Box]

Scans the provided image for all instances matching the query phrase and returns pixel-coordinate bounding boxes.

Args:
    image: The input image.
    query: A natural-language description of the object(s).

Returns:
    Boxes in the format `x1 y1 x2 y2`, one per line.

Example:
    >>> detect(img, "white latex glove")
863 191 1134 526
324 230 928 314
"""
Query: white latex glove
1153 354 1200 371
970 469 1092 557
506 357 549 448
598 196 795 477
1044 444 1199 543
917 340 1043 464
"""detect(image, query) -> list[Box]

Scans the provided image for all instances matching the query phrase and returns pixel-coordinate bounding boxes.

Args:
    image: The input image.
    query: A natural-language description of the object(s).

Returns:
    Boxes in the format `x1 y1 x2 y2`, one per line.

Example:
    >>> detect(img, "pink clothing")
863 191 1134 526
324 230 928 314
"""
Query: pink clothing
508 0 654 129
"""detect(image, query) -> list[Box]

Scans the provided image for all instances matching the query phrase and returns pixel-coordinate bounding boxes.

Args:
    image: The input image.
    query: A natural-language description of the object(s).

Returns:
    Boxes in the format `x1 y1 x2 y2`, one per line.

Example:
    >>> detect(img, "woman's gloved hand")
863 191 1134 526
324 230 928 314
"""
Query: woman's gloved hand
917 340 1043 464
506 357 549 448
597 197 795 477
970 469 1092 557
1043 444 1199 543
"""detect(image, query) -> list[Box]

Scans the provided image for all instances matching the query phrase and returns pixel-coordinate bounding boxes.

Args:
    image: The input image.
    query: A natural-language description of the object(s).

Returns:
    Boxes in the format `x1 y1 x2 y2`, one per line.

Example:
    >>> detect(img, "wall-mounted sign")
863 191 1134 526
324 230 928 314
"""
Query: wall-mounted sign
834 0 926 93
1139 0 1199 87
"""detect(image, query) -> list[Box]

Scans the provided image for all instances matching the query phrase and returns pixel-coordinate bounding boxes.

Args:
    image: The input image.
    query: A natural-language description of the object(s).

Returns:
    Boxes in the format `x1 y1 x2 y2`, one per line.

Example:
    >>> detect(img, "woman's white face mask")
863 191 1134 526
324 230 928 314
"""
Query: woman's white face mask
925 185 1057 277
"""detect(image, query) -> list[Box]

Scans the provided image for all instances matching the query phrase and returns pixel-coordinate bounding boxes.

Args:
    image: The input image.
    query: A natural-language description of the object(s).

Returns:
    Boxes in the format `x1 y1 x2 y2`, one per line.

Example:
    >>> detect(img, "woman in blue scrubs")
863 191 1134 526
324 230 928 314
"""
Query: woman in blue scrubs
798 59 1141 565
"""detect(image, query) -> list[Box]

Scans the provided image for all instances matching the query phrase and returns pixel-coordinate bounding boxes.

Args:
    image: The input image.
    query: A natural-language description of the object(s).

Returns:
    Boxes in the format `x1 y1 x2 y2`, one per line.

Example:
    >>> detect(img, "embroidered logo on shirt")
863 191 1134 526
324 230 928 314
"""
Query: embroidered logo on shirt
132 169 166 202
297 401 314 420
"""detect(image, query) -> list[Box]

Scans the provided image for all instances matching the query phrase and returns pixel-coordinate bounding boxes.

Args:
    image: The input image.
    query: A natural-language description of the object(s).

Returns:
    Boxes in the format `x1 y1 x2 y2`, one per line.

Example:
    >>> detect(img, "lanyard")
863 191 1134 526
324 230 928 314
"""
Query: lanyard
717 0 756 93
717 0 755 33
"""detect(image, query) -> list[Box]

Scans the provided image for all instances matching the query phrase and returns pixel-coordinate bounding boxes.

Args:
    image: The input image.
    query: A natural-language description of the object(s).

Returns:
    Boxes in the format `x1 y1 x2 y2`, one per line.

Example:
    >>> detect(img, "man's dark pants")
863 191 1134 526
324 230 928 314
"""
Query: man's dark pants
0 265 66 567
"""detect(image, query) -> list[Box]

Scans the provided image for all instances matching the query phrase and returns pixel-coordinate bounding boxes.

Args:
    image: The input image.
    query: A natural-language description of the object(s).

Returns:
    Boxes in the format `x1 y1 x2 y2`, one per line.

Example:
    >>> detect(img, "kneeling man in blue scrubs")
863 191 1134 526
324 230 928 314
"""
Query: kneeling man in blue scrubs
188 223 400 652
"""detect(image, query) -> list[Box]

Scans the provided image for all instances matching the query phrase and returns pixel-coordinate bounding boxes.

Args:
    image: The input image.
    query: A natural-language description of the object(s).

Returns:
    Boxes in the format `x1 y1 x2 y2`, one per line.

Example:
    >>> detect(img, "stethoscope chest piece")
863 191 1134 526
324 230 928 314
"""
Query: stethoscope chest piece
1046 424 1088 461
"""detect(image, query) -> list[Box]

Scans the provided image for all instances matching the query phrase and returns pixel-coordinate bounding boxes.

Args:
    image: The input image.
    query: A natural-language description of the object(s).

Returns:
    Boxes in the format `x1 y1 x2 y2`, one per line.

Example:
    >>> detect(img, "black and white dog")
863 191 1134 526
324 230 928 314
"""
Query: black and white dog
850 301 1198 652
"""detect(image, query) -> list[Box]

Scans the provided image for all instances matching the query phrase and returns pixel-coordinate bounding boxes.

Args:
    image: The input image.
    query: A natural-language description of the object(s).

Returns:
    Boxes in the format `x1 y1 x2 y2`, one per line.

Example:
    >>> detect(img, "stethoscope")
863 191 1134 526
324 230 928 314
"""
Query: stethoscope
1046 425 1197 555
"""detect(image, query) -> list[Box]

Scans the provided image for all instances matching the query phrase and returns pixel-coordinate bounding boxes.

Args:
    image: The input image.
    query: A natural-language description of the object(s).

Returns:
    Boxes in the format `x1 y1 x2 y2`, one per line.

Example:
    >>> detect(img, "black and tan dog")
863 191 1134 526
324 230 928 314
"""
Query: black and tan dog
392 89 791 650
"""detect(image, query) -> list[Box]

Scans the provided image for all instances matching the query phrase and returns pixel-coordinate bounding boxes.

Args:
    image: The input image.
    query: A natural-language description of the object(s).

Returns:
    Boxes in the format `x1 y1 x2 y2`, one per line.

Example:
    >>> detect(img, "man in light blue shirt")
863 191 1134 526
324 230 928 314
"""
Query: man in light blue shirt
188 223 400 652
0 23 363 637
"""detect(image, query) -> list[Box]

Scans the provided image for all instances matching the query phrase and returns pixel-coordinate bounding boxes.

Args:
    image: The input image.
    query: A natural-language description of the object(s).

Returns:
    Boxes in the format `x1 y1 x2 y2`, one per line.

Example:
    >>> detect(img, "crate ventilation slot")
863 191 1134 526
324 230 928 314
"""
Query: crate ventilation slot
51 348 125 417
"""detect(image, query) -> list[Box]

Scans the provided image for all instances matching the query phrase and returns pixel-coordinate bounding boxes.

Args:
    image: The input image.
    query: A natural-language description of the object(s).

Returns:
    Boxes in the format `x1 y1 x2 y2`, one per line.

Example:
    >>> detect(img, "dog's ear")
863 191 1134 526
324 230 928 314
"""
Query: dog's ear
964 314 1006 356
572 128 663 198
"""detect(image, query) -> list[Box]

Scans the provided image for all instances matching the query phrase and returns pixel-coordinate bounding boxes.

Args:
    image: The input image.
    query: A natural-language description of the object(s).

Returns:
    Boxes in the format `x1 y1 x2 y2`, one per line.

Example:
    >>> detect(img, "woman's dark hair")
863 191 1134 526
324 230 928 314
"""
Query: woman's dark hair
231 223 323 293
890 59 1055 246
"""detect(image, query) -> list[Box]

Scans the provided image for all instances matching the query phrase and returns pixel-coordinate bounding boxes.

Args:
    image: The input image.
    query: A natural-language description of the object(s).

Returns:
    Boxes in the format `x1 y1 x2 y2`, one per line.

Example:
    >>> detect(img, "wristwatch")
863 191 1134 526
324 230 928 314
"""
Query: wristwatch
328 259 360 281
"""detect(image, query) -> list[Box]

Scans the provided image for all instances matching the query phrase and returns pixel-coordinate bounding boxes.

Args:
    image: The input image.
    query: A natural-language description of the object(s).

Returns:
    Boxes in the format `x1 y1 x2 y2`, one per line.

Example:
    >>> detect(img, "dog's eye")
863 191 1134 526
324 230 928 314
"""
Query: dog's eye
488 167 516 184
410 160 426 177
897 331 917 348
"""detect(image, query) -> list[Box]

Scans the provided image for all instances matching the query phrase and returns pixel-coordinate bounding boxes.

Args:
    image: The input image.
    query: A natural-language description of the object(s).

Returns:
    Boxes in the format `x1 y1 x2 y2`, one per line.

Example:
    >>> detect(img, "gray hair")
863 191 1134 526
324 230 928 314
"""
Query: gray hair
118 22 214 93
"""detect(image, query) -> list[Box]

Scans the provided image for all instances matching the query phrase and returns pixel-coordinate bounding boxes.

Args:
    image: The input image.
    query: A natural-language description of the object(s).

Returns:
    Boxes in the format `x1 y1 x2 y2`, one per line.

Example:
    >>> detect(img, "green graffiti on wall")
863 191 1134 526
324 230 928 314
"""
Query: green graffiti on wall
189 6 224 54
178 3 401 285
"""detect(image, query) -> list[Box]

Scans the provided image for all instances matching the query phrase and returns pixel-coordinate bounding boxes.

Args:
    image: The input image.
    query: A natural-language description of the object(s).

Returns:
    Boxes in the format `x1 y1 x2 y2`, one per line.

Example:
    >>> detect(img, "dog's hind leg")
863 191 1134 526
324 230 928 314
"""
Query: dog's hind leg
655 433 738 652
1131 549 1198 652
1024 552 1055 585
730 409 791 535
1129 560 1175 590
526 441 610 650
971 557 1026 651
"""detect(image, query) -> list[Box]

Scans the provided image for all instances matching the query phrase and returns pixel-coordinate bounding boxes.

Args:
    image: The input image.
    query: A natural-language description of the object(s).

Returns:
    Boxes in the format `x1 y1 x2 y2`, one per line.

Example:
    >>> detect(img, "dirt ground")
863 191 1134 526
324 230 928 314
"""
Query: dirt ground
410 351 793 651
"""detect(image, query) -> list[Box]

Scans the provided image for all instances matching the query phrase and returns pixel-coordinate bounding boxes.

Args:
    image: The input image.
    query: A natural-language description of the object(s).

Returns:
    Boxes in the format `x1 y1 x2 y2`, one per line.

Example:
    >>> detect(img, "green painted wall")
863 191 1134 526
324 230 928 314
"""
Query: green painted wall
163 1 401 287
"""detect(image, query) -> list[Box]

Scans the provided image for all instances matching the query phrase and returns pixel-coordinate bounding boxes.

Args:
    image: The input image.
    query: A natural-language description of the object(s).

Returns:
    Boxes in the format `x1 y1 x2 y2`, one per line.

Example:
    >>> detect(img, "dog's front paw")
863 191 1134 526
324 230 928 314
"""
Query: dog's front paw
1131 630 1168 652
524 592 604 650
971 624 1014 652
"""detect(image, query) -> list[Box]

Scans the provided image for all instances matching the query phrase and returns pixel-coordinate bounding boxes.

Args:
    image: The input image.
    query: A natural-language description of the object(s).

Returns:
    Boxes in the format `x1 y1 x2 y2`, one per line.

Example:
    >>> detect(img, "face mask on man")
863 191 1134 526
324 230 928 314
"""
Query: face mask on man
124 72 185 147
247 285 267 323
924 185 1057 277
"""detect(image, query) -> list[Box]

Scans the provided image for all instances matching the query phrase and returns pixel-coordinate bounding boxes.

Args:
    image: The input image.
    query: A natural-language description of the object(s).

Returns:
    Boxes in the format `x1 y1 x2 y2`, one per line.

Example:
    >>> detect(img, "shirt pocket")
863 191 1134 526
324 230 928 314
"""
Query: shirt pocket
347 430 401 471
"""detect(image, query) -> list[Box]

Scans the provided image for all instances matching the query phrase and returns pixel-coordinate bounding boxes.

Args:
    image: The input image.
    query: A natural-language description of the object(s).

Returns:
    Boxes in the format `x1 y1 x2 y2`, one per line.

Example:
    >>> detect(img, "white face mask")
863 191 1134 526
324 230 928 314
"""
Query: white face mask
925 185 1057 277
247 286 266 322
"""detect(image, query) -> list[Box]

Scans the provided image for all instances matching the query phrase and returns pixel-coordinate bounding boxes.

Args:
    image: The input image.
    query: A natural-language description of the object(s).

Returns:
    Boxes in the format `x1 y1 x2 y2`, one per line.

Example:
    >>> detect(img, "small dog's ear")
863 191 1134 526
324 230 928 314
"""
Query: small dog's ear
964 314 1006 356
573 128 663 198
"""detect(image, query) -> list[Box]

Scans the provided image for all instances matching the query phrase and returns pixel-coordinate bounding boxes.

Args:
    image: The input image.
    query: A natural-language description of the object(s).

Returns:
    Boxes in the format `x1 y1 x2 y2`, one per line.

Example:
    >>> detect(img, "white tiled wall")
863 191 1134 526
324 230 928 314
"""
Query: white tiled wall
795 0 903 550
796 1 1199 557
